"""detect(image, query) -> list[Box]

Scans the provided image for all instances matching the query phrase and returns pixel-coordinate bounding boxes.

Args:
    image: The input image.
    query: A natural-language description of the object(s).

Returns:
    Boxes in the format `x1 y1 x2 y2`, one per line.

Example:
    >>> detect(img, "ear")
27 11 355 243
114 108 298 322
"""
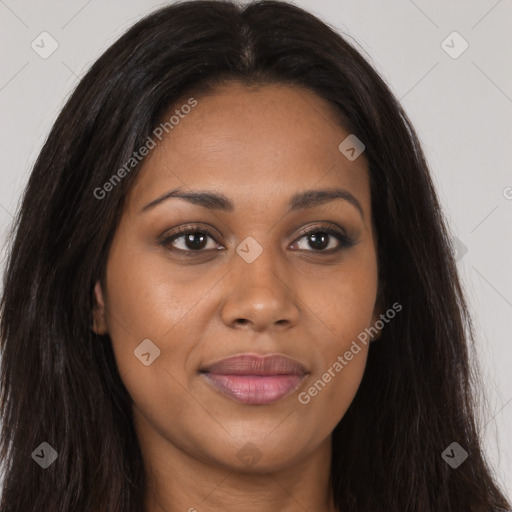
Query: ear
91 281 108 335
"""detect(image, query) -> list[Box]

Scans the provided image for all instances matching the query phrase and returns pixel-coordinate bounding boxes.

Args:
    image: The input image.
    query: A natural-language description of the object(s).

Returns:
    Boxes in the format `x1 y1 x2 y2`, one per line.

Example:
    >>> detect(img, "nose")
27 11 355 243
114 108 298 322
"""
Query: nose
219 242 300 333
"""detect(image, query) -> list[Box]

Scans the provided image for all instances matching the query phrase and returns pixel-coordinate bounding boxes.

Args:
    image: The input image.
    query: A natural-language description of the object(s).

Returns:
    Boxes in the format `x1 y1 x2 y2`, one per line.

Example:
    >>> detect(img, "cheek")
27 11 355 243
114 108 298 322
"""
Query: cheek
308 254 379 347
297 257 377 420
100 239 189 382
101 239 225 406
297 294 372 437
296 345 368 449
103 233 205 340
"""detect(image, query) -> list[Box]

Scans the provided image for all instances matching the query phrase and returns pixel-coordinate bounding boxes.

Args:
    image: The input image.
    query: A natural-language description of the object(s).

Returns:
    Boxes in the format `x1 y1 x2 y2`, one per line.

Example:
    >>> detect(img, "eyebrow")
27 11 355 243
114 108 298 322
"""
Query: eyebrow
141 187 364 220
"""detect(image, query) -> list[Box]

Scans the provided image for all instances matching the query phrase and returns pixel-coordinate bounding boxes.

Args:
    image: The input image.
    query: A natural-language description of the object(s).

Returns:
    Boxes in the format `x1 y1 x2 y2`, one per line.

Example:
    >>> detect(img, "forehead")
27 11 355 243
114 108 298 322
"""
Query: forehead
128 83 371 221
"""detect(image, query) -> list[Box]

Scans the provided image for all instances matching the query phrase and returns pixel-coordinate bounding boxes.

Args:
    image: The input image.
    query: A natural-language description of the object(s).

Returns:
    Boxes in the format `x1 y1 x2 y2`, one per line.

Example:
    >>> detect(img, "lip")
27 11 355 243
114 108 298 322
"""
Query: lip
200 354 308 405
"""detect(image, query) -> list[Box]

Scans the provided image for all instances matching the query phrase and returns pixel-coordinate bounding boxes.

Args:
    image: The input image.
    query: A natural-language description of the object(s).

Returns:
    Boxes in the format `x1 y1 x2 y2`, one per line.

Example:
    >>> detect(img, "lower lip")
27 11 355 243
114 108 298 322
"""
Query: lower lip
201 373 305 405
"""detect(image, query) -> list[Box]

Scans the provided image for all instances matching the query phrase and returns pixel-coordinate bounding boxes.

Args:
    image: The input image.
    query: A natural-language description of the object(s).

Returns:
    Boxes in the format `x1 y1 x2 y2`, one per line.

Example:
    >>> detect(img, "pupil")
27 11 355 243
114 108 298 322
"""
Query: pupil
186 233 207 250
309 232 329 250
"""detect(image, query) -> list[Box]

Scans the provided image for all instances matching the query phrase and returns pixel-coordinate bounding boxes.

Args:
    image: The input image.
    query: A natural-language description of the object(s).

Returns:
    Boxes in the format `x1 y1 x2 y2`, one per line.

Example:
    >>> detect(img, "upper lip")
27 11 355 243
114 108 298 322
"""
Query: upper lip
200 354 308 376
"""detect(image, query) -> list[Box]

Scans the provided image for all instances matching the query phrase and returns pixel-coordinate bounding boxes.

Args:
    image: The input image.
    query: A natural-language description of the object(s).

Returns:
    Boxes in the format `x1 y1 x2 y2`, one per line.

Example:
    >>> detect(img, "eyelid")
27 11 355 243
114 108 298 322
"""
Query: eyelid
161 223 222 241
293 222 348 240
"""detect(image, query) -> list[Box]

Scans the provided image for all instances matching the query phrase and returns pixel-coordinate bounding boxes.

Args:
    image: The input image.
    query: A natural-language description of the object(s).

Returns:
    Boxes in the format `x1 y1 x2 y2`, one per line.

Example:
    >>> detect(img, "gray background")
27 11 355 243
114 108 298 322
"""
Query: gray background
0 0 511 496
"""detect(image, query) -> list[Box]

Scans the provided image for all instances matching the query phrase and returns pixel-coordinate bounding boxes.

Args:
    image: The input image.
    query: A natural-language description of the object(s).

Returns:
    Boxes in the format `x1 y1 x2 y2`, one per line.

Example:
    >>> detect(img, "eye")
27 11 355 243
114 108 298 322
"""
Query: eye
160 225 222 253
291 225 356 253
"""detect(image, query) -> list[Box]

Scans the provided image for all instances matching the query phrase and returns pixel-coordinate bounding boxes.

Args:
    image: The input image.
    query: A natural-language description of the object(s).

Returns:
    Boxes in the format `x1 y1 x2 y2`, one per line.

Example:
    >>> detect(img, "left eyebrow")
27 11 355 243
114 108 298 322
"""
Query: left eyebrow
140 186 364 220
140 188 234 213
288 188 364 220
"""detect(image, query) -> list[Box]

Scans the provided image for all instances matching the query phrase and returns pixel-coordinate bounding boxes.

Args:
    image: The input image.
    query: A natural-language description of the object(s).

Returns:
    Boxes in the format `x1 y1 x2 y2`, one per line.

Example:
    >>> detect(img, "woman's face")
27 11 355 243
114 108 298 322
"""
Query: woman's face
93 82 381 473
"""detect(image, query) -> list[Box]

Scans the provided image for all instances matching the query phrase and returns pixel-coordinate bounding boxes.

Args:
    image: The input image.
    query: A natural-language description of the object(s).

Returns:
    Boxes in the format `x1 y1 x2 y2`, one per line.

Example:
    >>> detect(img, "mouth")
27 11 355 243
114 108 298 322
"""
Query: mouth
199 354 309 405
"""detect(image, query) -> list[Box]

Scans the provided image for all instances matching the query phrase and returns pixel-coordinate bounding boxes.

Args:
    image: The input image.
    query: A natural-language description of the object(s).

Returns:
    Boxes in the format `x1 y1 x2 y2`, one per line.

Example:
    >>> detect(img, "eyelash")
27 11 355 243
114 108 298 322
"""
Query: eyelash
159 224 356 255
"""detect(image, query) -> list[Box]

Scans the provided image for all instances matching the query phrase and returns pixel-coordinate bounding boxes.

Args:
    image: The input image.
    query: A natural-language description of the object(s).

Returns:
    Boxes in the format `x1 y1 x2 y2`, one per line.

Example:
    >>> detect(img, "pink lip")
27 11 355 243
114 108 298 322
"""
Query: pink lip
200 354 308 405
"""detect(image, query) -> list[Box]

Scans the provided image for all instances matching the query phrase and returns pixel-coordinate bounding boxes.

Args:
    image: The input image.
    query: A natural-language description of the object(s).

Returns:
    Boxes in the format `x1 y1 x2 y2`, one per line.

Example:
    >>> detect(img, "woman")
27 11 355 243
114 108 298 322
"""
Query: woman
0 1 509 511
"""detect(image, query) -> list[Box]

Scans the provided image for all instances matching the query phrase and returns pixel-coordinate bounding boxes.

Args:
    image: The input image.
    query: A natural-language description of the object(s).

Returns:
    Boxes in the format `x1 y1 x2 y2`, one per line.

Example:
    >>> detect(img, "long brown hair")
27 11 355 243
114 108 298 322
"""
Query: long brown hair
1 1 510 510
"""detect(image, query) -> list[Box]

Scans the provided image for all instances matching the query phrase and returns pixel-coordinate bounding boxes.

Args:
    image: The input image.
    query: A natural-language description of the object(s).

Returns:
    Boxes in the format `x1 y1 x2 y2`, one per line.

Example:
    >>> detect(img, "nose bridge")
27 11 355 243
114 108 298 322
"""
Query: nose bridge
220 236 299 331
237 237 283 294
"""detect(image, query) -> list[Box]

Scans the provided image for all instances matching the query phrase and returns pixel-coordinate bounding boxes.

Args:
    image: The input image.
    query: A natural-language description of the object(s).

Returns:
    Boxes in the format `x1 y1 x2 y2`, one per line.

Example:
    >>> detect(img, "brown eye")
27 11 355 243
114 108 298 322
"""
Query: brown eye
161 226 221 252
291 226 356 253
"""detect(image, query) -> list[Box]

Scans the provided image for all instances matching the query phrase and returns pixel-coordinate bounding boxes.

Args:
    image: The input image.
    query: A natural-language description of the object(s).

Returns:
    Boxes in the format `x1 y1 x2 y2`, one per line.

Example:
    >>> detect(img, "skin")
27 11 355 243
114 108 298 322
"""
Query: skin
93 82 382 512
